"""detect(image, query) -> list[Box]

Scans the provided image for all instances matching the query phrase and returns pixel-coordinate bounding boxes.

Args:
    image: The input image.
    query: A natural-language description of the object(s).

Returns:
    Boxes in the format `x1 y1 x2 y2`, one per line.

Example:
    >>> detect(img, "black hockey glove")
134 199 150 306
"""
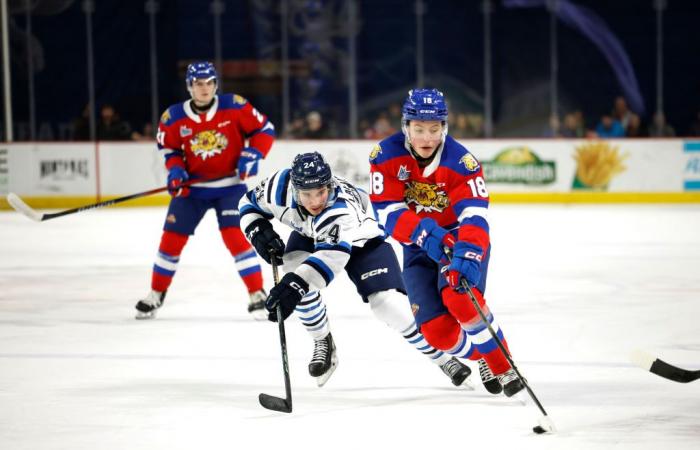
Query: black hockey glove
245 219 285 265
265 272 309 323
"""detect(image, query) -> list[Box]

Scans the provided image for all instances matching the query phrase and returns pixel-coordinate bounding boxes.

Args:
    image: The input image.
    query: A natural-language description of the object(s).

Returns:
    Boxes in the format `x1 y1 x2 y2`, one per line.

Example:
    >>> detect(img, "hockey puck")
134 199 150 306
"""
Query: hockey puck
532 425 547 434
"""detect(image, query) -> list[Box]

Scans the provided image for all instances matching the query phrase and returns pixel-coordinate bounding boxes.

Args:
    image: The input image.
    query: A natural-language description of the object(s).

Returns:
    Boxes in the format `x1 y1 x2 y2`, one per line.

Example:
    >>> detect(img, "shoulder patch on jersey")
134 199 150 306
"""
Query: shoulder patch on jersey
233 94 247 105
369 144 382 161
160 109 171 124
460 153 480 172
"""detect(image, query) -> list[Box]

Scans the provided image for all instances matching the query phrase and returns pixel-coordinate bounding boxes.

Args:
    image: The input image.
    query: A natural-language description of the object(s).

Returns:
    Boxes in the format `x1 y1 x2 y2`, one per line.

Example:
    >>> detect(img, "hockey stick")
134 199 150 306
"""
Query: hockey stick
451 268 555 434
258 254 293 413
630 350 700 383
5 172 238 222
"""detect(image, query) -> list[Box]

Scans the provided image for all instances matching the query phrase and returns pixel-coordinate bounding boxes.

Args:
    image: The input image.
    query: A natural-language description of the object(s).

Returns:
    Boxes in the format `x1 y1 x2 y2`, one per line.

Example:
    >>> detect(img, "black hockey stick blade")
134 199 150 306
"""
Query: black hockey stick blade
258 393 292 413
630 350 700 383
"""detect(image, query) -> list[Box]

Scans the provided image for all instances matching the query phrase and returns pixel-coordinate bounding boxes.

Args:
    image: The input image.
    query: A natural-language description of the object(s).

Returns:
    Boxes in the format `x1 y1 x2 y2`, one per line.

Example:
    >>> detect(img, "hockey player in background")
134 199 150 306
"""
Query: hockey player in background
135 61 275 320
368 88 524 397
239 152 472 388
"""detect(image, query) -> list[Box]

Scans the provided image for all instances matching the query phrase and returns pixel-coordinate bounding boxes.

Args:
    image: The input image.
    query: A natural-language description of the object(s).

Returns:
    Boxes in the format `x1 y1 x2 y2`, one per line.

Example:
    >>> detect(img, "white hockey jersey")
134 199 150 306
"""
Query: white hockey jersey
239 169 384 292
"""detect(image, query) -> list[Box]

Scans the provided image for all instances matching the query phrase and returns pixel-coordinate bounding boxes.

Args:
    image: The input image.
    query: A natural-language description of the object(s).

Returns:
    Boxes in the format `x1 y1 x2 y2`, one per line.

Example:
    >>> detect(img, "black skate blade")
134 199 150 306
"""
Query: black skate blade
258 393 292 413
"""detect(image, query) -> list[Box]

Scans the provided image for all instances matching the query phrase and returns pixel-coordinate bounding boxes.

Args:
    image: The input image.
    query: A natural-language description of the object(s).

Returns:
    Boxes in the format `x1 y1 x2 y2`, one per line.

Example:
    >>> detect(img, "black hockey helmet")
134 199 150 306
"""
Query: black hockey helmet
290 152 332 190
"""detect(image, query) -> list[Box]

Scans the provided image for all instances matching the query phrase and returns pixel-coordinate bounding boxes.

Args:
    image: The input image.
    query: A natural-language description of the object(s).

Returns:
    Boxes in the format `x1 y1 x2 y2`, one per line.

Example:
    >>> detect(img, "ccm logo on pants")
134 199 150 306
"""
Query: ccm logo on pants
361 268 388 280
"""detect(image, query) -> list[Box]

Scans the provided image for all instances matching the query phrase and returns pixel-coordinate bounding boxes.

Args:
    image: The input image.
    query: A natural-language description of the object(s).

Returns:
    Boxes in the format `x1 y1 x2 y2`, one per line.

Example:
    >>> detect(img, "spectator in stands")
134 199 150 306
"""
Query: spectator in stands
560 113 582 138
302 110 330 139
612 96 634 130
96 104 132 141
364 112 396 140
647 111 675 137
72 104 91 140
388 102 402 129
282 113 305 139
131 122 155 141
595 114 625 138
625 113 646 137
541 114 561 137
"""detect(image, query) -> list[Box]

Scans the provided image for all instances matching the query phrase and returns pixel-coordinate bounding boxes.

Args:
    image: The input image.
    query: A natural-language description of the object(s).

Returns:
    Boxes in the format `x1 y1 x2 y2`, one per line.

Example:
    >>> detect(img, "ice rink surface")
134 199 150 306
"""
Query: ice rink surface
1 204 698 450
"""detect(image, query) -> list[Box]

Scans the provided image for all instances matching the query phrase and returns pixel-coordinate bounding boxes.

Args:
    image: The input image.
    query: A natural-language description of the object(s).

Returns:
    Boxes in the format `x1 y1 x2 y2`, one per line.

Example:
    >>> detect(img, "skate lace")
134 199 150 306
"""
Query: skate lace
478 359 497 382
441 359 462 377
311 338 329 363
498 369 518 386
143 291 163 307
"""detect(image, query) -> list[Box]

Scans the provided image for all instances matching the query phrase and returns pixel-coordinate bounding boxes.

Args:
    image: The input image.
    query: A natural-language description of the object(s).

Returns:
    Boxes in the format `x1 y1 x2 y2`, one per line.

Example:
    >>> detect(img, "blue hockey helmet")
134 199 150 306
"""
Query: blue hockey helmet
185 61 218 88
402 88 448 123
291 152 333 191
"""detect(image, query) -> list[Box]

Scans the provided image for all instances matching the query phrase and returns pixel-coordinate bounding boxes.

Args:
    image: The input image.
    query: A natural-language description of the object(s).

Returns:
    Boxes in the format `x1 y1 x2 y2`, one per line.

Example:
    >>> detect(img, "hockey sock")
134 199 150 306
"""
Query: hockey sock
443 287 511 374
368 290 450 366
151 231 188 292
295 291 330 341
220 227 263 293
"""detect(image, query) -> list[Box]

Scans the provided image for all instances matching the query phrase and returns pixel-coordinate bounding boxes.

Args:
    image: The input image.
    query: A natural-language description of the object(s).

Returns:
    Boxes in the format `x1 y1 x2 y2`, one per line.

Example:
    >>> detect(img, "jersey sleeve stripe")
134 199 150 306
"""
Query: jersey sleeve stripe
266 171 278 204
460 215 490 234
314 242 352 253
303 256 334 285
456 205 489 223
313 199 347 226
277 169 292 206
314 213 348 233
376 202 407 229
240 194 274 218
277 169 291 206
453 198 489 211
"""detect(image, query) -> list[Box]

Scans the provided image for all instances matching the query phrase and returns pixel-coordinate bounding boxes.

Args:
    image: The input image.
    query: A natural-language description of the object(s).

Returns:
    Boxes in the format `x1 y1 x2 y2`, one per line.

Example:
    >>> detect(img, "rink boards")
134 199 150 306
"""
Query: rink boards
1 138 699 209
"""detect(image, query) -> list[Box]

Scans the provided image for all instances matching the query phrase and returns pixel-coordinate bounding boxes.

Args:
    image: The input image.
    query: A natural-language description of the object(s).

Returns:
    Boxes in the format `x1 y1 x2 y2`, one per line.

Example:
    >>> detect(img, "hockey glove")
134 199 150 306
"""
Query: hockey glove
265 272 309 322
447 241 483 292
167 166 190 197
245 219 285 265
237 147 263 180
410 218 456 265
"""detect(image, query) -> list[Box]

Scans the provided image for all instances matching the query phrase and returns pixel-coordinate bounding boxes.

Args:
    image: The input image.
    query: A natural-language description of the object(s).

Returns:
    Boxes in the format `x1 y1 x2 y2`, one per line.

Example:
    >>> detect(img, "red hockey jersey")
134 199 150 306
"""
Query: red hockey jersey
368 132 490 252
157 93 275 197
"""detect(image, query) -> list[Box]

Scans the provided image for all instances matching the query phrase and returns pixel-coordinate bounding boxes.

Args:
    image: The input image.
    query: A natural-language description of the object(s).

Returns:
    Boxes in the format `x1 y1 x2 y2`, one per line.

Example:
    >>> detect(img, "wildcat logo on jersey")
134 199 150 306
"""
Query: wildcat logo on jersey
190 130 228 160
369 144 382 161
460 153 480 172
404 181 449 213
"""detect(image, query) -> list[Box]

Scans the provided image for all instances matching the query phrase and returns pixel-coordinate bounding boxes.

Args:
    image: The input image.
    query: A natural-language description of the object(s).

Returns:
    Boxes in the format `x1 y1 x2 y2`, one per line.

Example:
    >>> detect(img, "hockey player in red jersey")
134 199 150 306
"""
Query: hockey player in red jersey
135 61 275 320
369 88 524 397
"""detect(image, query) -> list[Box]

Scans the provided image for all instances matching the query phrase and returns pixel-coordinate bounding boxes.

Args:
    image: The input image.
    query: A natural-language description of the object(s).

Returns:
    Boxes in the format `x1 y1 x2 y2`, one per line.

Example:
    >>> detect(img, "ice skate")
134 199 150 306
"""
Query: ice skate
247 289 268 321
135 290 166 320
498 368 525 397
440 357 474 388
478 358 503 394
308 333 338 387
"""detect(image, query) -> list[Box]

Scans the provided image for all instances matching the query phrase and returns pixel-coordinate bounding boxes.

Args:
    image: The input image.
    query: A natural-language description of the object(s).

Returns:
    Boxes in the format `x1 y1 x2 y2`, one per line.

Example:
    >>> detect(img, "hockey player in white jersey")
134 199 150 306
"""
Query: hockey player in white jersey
239 151 473 387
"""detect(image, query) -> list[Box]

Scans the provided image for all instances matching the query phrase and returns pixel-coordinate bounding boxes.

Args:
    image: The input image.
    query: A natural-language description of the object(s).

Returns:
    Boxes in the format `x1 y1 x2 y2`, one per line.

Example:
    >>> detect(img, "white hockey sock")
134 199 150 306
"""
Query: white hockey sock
295 291 330 341
368 290 450 366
